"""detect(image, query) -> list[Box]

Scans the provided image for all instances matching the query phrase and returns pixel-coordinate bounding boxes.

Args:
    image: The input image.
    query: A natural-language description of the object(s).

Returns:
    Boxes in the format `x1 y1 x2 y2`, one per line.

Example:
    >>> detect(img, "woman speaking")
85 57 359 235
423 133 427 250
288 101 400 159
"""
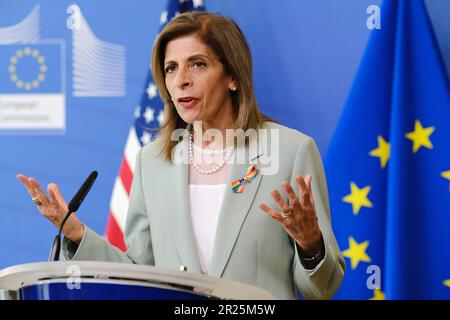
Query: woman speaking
17 12 345 300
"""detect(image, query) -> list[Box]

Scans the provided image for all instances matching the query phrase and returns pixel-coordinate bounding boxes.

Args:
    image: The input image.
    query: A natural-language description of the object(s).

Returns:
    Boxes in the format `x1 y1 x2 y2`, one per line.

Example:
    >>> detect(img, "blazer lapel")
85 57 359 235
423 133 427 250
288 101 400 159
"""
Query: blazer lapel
169 138 202 273
208 132 265 277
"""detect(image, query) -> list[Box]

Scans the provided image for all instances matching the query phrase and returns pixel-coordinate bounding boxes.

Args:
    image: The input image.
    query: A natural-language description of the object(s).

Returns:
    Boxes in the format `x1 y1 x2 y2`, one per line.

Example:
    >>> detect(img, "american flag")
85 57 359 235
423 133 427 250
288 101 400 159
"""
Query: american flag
105 0 206 251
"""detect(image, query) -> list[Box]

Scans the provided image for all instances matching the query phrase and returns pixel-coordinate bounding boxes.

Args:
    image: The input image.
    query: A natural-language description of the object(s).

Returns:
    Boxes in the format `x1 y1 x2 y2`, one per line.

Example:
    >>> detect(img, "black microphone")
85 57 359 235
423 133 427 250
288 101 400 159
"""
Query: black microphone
49 171 98 261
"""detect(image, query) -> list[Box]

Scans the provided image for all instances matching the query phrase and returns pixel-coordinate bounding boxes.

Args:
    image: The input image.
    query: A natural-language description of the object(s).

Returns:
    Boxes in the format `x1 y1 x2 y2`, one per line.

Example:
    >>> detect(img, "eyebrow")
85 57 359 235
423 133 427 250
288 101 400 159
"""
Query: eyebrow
164 54 211 66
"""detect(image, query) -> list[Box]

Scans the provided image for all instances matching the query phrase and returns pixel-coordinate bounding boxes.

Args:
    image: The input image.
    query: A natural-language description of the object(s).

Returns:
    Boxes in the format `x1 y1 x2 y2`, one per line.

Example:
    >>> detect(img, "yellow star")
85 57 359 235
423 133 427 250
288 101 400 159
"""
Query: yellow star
442 170 450 192
370 288 385 300
342 236 371 270
369 135 390 169
444 279 450 288
342 182 373 215
441 170 450 182
405 120 435 153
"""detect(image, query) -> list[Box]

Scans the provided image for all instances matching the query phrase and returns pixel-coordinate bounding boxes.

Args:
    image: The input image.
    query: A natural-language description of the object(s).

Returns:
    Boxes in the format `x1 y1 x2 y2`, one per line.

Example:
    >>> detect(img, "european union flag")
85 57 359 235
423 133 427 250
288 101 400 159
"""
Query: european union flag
0 43 62 93
325 0 450 299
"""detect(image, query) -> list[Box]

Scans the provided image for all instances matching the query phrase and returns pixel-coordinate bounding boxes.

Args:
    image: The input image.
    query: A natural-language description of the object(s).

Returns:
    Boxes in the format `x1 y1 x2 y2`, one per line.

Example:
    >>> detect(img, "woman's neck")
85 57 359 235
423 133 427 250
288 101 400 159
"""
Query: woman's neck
191 119 235 150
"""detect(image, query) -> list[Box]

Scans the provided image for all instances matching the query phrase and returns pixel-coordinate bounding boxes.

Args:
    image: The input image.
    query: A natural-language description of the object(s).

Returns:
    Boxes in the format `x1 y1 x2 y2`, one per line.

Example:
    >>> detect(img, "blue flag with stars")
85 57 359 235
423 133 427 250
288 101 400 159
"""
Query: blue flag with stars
325 0 450 299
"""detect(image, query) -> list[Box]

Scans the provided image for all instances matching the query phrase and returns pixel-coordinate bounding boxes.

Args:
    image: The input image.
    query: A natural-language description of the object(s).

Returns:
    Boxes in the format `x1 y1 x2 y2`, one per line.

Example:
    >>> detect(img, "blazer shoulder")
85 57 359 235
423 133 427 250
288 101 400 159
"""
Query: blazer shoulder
139 138 167 165
263 121 315 149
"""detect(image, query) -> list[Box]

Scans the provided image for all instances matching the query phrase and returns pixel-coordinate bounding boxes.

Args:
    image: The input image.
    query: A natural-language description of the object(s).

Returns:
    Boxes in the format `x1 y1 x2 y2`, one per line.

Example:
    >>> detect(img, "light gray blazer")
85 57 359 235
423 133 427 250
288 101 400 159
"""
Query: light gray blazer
62 121 345 300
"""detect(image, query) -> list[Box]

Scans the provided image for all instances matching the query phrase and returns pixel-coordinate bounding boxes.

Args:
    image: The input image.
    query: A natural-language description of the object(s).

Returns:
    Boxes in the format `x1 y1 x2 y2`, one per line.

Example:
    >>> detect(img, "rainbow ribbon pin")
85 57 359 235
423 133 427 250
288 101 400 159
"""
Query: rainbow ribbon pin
231 164 258 193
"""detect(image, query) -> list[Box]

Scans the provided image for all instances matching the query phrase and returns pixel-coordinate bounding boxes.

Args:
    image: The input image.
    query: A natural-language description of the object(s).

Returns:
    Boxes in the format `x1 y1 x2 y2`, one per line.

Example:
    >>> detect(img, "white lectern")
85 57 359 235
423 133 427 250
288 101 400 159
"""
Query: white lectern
0 261 274 300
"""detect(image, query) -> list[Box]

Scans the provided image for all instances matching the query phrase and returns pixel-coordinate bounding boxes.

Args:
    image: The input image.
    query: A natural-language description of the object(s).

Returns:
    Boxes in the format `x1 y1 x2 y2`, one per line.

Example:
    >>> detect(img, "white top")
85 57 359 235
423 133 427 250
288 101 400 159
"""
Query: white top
188 138 233 274
188 184 227 274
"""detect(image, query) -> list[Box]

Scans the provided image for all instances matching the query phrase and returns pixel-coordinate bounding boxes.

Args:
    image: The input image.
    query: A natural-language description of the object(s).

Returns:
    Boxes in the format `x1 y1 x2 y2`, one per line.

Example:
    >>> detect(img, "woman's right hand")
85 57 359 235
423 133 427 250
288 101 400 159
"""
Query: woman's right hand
16 174 85 244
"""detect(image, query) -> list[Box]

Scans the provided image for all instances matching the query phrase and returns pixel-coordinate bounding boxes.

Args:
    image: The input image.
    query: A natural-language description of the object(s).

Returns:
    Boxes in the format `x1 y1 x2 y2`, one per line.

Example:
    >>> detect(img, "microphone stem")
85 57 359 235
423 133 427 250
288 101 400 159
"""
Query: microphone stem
58 210 73 237
49 210 73 262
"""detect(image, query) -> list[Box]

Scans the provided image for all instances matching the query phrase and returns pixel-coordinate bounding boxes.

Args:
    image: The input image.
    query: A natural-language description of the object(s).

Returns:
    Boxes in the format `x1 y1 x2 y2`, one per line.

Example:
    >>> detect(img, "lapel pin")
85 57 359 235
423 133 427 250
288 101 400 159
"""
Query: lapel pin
250 153 263 162
231 164 258 193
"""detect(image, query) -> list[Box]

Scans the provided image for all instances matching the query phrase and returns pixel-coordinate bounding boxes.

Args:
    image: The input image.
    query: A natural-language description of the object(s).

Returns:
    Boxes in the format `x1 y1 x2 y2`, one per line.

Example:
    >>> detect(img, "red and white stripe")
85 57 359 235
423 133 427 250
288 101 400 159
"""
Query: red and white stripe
105 128 141 251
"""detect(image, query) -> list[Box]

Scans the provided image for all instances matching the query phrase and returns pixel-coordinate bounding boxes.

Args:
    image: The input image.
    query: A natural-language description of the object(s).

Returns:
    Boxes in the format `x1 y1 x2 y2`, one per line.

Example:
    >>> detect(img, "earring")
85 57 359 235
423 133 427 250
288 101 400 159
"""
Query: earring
230 86 237 92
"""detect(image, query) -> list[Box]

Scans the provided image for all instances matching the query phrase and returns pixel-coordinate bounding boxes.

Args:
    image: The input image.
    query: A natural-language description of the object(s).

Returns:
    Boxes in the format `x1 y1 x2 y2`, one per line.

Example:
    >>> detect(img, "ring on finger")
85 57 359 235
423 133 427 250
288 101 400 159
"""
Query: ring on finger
280 207 293 219
32 196 43 206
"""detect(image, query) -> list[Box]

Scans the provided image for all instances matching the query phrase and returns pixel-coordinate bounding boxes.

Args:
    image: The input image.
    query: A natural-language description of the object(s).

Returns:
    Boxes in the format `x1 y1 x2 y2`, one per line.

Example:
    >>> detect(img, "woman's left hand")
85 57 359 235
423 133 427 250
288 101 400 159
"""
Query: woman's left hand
259 174 322 256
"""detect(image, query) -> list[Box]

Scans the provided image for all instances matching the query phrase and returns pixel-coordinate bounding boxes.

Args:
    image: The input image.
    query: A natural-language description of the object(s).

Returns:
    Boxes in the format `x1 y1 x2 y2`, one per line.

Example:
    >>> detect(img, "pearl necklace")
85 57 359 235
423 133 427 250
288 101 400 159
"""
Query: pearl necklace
189 133 234 175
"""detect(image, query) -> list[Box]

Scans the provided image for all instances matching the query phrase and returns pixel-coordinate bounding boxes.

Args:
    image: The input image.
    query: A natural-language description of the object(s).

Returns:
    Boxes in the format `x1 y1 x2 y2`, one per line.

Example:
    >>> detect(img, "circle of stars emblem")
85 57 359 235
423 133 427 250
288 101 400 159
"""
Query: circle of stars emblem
8 47 48 91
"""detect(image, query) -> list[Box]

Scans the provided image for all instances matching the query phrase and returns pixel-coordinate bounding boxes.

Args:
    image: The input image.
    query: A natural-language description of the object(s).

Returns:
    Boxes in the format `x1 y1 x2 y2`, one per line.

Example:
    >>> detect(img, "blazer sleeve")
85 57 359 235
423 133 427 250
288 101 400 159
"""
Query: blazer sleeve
61 148 155 265
290 136 346 300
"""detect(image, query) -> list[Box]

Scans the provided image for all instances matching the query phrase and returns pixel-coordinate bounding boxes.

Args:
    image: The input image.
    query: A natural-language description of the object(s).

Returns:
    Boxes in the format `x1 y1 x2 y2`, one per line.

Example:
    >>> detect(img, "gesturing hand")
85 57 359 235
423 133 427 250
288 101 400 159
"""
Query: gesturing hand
16 174 84 244
259 175 322 256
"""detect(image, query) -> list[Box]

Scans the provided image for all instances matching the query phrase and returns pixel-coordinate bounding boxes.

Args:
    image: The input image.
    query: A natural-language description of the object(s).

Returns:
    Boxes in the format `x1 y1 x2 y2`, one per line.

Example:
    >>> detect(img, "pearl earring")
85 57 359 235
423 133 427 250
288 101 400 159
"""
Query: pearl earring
230 86 237 91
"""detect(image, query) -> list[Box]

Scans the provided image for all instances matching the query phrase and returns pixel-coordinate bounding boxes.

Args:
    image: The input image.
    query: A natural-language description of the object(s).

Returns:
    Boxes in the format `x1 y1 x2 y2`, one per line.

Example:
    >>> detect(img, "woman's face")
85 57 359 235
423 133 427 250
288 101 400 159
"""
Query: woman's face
164 34 236 127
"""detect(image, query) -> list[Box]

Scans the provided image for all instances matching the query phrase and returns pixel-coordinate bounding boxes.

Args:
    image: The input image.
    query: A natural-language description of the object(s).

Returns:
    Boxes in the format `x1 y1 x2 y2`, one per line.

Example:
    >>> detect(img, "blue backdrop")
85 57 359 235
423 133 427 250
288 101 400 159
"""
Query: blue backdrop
0 0 449 294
